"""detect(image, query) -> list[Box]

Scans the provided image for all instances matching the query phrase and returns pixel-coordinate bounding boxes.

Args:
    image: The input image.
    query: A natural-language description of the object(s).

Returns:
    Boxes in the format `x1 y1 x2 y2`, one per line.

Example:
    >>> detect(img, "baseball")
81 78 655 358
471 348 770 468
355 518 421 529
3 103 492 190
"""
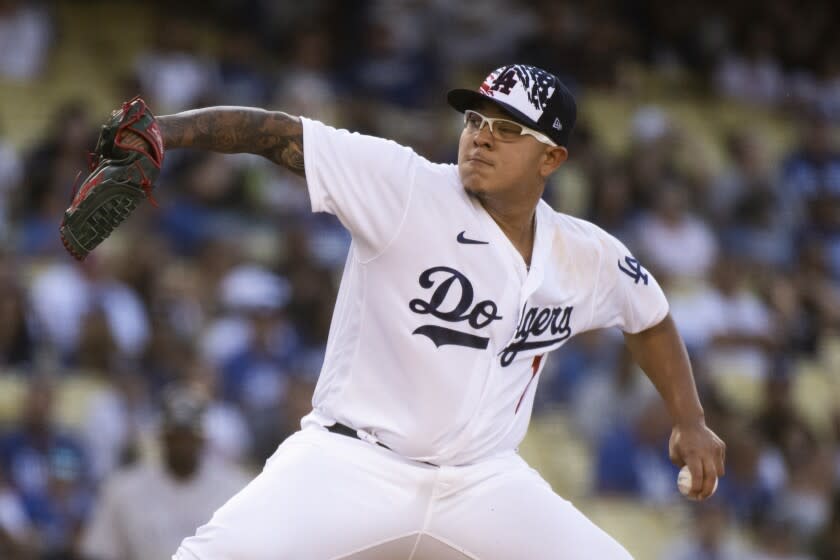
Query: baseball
677 465 718 500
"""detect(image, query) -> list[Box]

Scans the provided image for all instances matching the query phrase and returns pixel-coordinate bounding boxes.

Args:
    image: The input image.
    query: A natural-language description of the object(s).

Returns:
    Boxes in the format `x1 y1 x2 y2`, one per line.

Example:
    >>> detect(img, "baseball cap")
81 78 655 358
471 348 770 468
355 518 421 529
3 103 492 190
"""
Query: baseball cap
447 64 577 147
160 386 206 434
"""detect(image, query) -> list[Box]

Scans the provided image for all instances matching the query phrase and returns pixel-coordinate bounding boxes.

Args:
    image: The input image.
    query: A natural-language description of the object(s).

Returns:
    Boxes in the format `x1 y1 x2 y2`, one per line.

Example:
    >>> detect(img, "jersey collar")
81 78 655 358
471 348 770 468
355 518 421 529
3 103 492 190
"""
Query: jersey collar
469 194 554 297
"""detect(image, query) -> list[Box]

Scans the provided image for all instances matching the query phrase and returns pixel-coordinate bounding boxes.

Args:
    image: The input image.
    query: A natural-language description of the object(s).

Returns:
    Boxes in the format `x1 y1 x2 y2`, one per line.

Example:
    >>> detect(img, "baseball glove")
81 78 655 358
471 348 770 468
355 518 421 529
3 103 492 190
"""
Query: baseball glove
59 96 164 260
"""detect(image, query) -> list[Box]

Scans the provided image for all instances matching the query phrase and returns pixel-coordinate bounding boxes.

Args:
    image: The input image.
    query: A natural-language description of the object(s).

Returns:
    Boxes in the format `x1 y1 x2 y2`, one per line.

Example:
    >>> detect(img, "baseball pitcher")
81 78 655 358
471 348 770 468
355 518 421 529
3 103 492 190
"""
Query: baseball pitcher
63 64 725 559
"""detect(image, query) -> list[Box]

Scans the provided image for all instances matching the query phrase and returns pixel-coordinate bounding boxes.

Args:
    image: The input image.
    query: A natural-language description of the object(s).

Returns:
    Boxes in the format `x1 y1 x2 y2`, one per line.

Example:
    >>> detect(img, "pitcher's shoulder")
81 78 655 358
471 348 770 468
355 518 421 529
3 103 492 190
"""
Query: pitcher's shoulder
549 210 615 247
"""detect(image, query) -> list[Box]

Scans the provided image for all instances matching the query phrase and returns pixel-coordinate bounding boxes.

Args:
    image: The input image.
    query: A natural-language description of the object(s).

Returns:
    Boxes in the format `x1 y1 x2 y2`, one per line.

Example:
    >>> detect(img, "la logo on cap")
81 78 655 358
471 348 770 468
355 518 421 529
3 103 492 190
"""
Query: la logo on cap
553 118 563 131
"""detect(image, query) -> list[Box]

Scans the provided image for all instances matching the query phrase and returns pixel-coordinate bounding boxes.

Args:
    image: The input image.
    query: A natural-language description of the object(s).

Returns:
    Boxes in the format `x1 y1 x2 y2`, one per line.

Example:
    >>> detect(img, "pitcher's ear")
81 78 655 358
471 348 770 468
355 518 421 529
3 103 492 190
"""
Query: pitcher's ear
540 146 568 178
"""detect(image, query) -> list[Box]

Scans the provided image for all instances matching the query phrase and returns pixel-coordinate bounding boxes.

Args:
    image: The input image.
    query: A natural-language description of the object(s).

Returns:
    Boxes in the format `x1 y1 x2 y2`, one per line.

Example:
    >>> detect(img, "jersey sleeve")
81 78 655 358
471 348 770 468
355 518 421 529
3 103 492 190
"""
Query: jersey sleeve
301 117 418 260
587 229 669 334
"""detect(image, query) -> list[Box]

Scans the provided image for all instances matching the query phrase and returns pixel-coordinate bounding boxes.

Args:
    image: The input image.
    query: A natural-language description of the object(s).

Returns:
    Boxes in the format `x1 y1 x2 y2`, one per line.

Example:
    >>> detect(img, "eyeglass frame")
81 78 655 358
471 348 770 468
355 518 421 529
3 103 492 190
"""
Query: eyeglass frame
463 109 558 147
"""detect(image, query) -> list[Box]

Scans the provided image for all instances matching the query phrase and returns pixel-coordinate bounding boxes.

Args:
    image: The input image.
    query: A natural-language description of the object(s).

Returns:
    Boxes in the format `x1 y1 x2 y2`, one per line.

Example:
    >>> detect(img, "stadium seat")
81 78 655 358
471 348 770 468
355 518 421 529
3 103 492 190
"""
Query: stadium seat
520 409 593 500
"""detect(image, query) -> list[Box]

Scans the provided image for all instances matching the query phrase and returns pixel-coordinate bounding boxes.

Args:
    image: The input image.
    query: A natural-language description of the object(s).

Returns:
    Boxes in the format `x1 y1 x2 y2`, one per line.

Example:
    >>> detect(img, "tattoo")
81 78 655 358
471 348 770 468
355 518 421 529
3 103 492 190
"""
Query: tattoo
158 108 305 177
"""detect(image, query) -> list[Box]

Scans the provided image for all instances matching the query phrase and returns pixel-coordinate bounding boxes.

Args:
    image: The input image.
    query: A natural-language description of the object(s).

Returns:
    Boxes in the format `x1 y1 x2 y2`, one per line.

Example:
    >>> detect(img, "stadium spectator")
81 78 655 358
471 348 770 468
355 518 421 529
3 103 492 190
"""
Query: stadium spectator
660 502 748 560
0 270 34 369
812 490 840 560
0 117 22 241
29 257 150 365
80 385 250 560
183 357 253 465
133 15 219 113
634 180 718 281
570 342 656 443
79 371 150 482
781 115 840 214
0 375 92 559
0 0 51 82
0 465 34 559
715 26 784 106
216 25 271 107
595 399 679 503
17 100 94 256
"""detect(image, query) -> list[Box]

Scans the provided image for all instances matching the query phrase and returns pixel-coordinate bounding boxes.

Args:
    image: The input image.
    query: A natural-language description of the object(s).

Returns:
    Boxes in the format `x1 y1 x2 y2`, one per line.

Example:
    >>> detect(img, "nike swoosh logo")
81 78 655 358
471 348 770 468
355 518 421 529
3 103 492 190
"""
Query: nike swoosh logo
457 231 489 245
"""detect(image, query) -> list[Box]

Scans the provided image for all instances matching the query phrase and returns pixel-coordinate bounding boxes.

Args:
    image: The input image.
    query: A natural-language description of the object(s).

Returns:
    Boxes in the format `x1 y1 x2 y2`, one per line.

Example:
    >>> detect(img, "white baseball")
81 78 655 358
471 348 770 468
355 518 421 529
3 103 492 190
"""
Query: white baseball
677 465 717 500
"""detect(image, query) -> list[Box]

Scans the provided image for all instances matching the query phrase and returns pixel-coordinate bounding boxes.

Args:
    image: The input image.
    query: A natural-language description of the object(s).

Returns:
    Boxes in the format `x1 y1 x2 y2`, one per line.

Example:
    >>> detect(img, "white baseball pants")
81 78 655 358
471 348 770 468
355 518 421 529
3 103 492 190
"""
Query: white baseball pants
173 427 632 560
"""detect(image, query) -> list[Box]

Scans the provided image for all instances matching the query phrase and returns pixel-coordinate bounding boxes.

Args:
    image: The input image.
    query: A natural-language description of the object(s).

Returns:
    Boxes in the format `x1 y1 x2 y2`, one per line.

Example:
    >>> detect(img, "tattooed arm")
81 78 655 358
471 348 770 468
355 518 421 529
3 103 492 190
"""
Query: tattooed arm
156 107 305 177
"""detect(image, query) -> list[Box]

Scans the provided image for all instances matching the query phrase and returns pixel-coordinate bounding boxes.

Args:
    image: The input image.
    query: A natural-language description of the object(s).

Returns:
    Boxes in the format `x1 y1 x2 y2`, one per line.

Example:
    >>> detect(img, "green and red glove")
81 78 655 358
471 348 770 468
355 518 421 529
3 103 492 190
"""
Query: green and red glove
60 96 164 260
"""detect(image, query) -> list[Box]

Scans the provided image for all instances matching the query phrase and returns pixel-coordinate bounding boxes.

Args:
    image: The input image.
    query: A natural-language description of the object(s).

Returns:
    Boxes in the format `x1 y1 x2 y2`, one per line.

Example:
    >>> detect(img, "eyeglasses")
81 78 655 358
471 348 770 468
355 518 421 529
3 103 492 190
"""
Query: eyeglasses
463 110 557 147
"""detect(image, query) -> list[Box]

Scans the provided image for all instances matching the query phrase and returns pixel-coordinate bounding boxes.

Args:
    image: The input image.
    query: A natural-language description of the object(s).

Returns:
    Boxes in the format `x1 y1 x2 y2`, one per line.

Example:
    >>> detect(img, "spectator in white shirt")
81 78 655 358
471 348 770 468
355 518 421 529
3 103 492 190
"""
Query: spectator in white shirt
635 181 718 282
80 386 250 560
0 0 51 82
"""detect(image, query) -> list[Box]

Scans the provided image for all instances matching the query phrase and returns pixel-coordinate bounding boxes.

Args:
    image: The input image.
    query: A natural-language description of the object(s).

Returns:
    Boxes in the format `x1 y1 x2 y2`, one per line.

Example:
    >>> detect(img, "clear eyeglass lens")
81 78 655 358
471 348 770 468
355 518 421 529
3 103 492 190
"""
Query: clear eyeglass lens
494 121 524 139
465 111 484 130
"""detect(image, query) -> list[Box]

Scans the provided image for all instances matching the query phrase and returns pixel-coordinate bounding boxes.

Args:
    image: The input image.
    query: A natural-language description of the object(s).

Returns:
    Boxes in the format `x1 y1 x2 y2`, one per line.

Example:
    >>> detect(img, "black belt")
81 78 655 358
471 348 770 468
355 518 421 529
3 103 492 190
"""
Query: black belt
327 422 390 449
326 422 438 467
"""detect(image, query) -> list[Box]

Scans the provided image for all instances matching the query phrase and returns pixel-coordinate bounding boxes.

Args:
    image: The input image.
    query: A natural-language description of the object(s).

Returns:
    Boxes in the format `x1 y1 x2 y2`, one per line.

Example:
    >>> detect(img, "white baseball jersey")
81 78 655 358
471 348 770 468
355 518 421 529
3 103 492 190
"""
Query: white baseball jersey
299 118 669 466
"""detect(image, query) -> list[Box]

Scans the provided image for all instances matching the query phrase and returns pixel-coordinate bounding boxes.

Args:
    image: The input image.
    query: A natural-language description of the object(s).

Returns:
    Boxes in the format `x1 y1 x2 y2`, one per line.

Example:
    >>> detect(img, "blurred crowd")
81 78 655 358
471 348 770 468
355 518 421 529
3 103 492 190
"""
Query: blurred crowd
1 0 840 558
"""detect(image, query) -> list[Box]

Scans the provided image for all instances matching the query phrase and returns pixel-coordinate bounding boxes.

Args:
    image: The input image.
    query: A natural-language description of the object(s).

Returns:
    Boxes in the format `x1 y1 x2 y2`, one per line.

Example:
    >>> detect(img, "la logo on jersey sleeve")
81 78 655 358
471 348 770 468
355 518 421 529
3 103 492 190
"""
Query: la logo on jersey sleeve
617 256 649 285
